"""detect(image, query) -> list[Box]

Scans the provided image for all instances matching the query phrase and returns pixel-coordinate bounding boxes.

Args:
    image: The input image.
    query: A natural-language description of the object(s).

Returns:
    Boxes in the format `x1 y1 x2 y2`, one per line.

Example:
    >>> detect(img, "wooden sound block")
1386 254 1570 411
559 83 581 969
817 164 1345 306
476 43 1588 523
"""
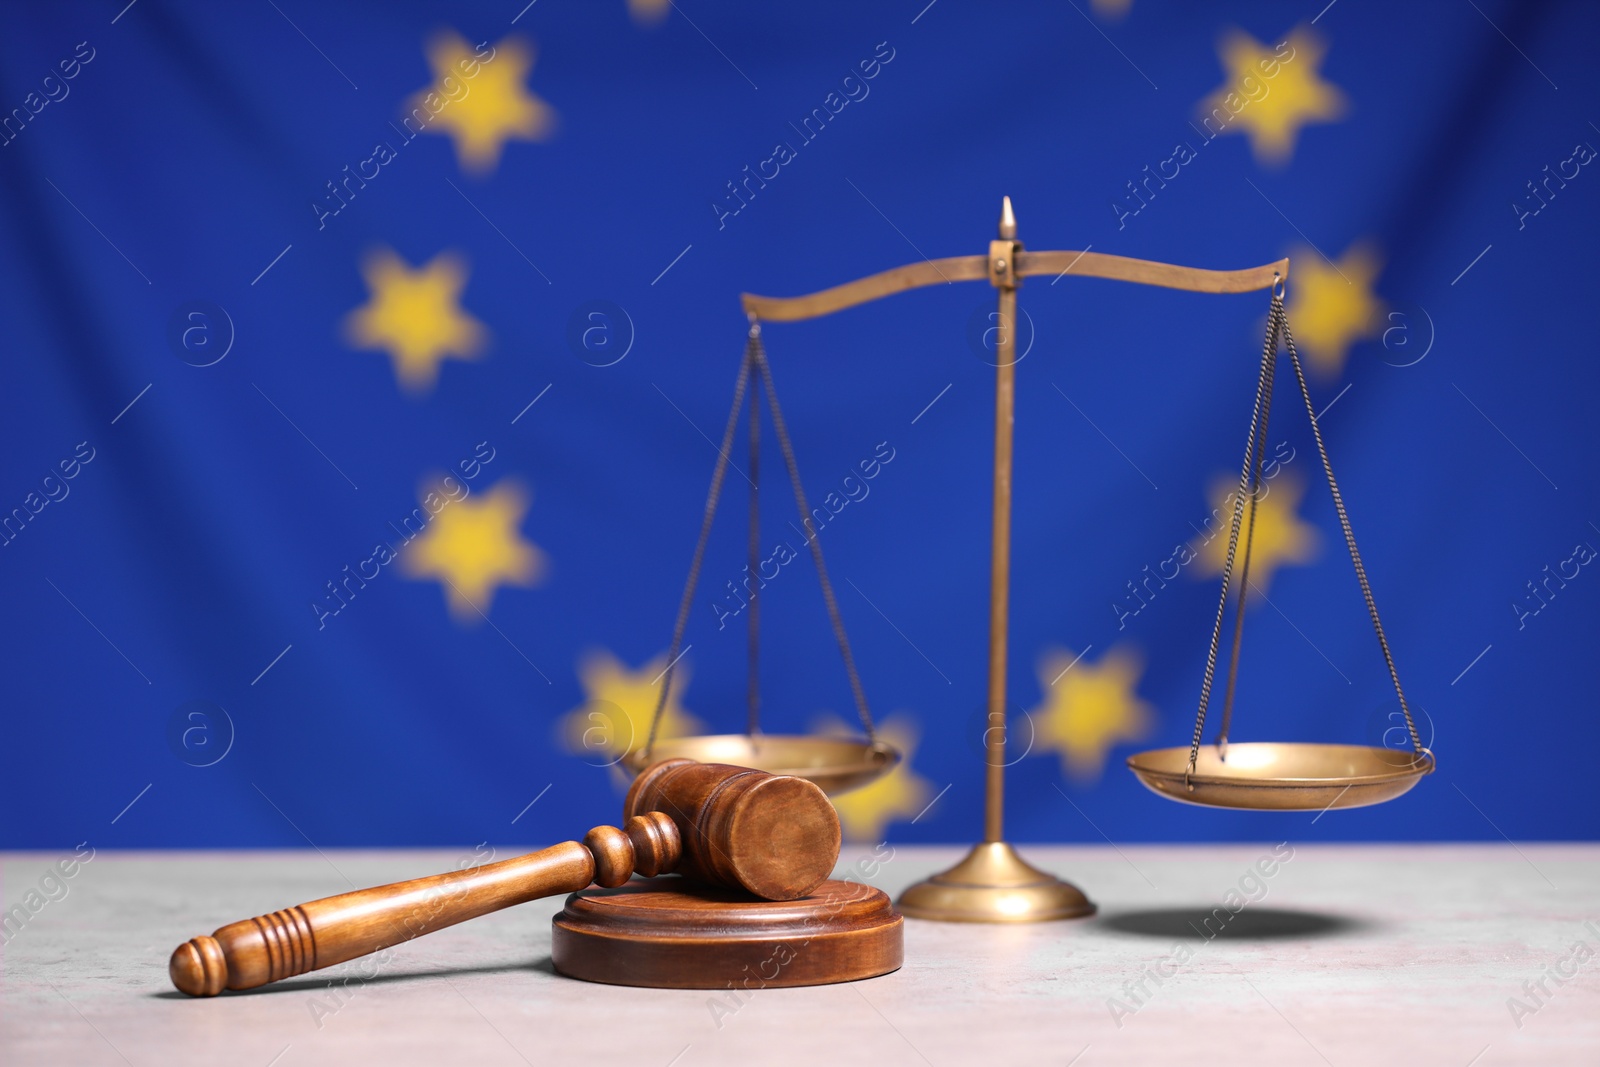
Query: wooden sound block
552 877 902 989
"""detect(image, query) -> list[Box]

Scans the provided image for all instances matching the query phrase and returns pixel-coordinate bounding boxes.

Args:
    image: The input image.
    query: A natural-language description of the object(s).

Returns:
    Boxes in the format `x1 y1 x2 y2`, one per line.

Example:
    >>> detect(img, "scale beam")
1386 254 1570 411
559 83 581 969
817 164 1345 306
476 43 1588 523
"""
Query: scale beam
741 250 1288 323
1017 251 1287 294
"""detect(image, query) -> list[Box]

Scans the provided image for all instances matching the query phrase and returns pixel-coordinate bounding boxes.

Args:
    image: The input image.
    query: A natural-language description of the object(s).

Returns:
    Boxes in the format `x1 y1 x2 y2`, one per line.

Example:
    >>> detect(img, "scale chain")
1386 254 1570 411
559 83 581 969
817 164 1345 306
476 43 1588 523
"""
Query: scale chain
750 333 878 744
1276 298 1424 757
1186 294 1426 779
1187 297 1283 781
644 327 881 759
643 337 756 759
1217 314 1279 752
747 355 763 739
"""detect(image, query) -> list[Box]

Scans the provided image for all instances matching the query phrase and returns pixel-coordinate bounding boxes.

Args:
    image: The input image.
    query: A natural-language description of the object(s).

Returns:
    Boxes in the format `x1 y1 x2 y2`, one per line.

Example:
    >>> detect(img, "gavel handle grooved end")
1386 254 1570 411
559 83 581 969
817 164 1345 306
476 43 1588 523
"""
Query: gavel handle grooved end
168 811 680 996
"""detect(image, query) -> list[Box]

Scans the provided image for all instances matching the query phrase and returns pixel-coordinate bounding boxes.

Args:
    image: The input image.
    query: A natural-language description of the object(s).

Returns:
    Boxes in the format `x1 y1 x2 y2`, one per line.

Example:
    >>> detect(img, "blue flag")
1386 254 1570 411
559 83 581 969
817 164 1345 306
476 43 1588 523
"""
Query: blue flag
1 0 1595 849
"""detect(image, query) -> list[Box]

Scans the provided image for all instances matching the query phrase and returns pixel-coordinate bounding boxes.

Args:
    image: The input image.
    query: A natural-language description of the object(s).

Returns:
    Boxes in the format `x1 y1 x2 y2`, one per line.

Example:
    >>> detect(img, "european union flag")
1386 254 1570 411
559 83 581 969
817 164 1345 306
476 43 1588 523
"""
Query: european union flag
1 0 1595 851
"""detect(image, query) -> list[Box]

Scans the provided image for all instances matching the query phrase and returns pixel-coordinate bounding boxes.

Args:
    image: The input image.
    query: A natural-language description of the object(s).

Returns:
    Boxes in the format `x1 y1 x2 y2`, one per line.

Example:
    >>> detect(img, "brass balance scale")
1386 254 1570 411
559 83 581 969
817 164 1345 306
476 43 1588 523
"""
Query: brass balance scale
625 197 1434 923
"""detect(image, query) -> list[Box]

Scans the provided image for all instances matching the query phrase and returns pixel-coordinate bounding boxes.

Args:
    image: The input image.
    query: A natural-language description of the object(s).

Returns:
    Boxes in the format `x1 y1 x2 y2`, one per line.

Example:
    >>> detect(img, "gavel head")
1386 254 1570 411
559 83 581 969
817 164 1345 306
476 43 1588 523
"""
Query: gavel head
625 759 841 901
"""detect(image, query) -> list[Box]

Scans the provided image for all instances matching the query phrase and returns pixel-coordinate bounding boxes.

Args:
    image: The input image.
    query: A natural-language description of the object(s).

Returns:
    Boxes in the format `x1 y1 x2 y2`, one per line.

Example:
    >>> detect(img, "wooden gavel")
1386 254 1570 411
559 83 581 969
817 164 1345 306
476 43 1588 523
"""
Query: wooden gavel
169 758 842 996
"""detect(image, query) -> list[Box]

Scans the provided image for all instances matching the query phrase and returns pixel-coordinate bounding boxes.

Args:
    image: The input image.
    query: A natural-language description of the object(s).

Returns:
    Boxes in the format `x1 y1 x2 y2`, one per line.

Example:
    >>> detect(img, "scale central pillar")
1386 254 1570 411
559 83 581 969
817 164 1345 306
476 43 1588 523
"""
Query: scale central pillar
897 198 1095 923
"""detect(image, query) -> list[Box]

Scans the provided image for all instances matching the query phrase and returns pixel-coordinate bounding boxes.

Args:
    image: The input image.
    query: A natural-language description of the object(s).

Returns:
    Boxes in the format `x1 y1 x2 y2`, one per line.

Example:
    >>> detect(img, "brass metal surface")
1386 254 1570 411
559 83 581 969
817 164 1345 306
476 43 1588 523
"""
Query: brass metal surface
623 735 899 796
896 843 1095 923
740 249 1286 322
1126 742 1435 811
741 257 989 322
1016 250 1288 293
898 203 1096 923
984 226 1020 844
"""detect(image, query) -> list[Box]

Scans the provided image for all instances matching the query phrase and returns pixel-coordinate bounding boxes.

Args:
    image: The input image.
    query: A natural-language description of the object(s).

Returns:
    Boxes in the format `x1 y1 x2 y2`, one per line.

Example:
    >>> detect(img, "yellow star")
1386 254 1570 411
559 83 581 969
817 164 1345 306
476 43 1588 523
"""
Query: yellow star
1031 646 1156 782
1195 472 1320 598
1090 0 1132 19
1285 242 1385 378
343 247 488 394
412 31 554 174
818 714 934 842
1201 27 1347 166
627 0 670 26
400 479 544 621
560 649 704 763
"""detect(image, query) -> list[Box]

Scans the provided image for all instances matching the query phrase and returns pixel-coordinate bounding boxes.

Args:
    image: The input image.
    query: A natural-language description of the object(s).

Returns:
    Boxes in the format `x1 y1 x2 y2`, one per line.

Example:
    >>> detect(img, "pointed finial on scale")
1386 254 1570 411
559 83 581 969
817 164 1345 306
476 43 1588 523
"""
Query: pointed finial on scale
998 196 1017 240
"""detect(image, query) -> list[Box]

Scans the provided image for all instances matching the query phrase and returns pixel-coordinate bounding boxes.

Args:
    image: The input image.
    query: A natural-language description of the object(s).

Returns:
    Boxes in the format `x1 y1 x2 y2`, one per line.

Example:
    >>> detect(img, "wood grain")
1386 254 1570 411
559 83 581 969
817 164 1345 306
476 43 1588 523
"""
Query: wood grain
552 877 903 989
170 760 844 996
624 758 841 901
170 820 668 996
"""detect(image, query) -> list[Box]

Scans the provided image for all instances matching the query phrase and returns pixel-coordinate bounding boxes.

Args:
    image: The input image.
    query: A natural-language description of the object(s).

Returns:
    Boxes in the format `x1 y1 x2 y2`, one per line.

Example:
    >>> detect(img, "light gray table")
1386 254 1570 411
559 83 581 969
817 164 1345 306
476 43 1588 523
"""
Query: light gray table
3 844 1597 1066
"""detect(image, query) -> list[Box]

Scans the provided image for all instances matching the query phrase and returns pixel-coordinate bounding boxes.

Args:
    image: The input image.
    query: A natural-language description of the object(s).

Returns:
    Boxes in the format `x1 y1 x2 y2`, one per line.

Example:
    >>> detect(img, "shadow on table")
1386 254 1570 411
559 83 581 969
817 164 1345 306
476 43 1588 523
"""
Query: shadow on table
1096 907 1368 941
148 956 558 999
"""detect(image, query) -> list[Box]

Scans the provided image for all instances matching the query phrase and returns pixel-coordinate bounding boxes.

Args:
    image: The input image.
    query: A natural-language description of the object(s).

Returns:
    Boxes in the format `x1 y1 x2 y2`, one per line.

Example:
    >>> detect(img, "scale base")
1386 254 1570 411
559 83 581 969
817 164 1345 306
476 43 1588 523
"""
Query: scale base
896 842 1095 923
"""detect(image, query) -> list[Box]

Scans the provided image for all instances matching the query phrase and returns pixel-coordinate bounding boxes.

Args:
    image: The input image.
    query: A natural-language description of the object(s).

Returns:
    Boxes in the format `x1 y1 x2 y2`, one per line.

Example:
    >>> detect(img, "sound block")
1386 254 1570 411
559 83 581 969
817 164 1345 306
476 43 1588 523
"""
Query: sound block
552 877 902 988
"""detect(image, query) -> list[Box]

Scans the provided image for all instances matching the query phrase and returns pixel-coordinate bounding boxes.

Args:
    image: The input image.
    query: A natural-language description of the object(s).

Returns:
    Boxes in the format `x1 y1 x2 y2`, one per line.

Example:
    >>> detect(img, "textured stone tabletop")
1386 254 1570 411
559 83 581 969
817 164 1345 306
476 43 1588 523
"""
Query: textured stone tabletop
3 844 1597 1065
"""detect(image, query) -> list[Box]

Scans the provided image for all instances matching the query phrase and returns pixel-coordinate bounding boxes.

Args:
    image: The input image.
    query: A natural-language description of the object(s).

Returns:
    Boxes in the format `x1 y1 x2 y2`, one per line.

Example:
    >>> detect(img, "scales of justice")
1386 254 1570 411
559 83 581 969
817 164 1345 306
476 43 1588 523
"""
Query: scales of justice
168 198 1435 999
629 195 1435 923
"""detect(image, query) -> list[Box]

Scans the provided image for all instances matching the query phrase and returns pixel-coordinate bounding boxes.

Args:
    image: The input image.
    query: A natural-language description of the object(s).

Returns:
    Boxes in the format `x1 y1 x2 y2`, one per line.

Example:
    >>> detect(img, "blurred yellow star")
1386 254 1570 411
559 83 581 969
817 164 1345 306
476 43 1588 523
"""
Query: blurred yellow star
627 0 670 26
1285 243 1385 377
1090 0 1132 19
819 714 934 842
1202 27 1347 166
401 479 544 621
343 247 487 394
412 31 554 174
1195 472 1319 598
1032 646 1155 781
560 649 704 764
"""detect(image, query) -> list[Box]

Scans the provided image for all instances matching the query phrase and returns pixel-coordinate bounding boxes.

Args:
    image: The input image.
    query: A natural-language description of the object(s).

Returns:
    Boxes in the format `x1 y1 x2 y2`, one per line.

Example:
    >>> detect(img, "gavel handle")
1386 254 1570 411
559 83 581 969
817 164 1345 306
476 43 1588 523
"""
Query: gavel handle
169 812 680 996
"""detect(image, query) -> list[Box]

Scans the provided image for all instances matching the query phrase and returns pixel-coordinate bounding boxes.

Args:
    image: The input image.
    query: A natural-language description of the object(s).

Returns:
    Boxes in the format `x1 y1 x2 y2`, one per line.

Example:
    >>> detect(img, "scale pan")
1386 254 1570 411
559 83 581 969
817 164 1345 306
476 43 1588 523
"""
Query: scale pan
625 735 900 796
1126 742 1434 811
